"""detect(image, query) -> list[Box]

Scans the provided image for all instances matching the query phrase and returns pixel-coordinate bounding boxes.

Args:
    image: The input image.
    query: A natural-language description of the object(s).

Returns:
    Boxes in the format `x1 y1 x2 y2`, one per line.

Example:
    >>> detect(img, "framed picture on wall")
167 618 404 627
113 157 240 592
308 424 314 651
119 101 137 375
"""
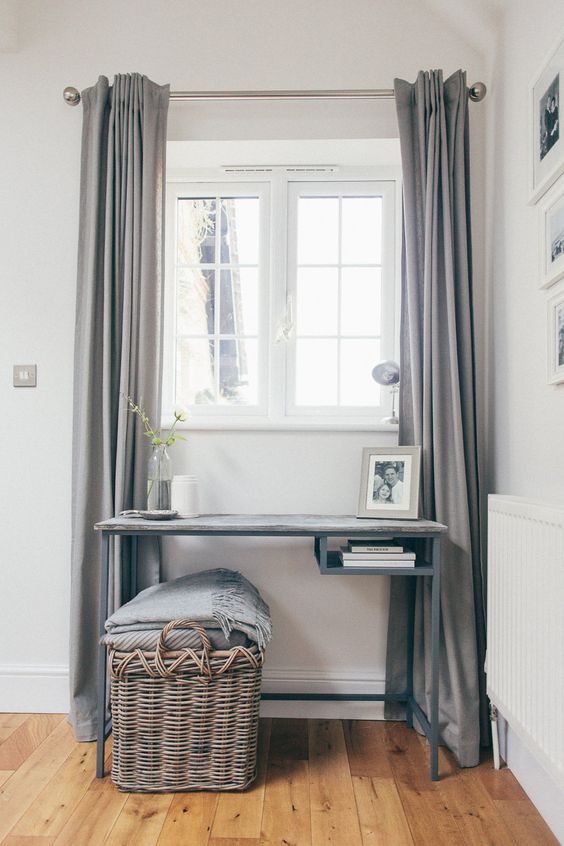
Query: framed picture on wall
539 174 564 288
547 281 564 384
357 446 421 520
530 36 564 203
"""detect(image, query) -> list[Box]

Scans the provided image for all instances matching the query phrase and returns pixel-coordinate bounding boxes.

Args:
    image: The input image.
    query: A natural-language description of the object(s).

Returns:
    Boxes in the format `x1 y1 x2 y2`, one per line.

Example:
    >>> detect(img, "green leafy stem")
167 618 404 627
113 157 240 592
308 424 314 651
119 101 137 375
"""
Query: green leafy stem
124 395 187 447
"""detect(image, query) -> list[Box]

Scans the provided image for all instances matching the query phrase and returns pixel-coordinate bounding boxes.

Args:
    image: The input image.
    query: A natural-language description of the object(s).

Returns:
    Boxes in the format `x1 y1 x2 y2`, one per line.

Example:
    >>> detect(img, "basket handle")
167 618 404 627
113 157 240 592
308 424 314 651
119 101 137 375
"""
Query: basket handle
153 619 213 679
156 619 212 653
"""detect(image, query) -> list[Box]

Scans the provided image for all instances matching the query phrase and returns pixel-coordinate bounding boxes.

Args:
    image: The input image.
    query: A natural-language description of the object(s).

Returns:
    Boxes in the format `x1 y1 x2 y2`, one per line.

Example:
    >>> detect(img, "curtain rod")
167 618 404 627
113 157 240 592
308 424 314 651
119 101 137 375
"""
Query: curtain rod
63 83 487 107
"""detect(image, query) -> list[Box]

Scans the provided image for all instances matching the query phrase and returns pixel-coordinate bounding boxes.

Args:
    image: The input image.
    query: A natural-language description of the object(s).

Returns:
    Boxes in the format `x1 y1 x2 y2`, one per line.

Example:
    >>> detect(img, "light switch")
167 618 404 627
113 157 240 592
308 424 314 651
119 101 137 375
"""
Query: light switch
13 364 37 387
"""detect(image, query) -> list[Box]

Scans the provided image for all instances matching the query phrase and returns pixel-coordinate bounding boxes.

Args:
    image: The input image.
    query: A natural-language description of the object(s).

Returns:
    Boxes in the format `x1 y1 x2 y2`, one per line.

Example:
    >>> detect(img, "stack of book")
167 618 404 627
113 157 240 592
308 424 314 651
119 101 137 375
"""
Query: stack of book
339 539 416 568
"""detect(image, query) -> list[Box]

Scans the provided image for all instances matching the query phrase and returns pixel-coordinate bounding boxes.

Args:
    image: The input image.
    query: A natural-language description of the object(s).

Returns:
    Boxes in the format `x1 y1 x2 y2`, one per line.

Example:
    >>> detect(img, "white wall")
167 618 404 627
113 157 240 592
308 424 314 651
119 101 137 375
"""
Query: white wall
490 2 564 839
490 1 564 502
0 0 486 715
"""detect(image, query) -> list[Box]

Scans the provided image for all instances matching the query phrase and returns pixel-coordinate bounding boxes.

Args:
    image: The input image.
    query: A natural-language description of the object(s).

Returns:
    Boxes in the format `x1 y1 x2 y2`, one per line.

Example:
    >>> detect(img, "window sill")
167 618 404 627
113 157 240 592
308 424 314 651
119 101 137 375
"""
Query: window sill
161 417 399 433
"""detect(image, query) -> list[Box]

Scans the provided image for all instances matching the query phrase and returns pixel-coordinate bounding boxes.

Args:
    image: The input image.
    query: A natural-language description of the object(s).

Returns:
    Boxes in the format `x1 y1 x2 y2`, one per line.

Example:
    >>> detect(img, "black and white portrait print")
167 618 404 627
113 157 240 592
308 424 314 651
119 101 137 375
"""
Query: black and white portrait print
372 461 405 505
550 198 564 263
540 74 560 162
558 303 564 367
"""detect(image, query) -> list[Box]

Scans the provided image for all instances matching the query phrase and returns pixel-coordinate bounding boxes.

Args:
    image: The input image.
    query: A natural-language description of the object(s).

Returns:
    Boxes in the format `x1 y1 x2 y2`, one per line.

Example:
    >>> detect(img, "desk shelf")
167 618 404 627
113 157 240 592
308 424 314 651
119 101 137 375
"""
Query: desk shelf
319 550 433 575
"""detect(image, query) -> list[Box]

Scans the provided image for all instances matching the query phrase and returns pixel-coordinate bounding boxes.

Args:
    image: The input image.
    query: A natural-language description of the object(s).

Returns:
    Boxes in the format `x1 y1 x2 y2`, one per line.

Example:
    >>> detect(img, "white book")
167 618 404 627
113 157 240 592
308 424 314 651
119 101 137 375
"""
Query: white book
348 543 405 554
341 559 415 568
340 546 415 561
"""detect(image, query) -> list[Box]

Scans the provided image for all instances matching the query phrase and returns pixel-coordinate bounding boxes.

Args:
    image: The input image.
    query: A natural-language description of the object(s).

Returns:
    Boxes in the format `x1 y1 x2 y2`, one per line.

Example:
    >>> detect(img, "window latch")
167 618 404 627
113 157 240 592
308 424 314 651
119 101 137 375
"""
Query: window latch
275 295 294 343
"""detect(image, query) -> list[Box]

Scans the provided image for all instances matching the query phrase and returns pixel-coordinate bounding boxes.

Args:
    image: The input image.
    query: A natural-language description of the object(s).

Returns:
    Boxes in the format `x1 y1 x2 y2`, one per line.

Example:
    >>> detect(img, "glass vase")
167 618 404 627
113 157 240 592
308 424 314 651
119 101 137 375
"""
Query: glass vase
147 444 172 511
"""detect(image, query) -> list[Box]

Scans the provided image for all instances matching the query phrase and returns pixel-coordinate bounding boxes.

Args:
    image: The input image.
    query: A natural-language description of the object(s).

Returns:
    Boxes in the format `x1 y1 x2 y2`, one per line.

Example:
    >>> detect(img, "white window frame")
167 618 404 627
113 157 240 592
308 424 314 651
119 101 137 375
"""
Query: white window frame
163 165 401 431
285 179 397 419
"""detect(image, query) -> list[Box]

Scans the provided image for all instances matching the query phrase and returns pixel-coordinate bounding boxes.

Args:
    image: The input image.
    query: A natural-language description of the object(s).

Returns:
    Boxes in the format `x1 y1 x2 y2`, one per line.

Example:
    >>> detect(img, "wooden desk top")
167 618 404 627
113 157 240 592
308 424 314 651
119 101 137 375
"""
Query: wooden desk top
95 514 447 536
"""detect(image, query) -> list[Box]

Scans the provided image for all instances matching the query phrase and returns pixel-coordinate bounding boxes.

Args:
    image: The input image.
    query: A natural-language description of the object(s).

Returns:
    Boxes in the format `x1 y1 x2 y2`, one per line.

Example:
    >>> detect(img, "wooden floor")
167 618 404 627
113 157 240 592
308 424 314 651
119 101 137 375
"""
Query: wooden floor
0 714 557 846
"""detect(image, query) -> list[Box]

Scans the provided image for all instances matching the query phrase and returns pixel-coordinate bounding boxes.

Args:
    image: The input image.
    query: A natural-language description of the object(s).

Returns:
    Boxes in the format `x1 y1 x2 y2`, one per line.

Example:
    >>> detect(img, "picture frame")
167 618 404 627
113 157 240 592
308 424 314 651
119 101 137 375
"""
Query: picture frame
530 35 564 204
539 173 564 288
357 446 421 520
547 280 564 384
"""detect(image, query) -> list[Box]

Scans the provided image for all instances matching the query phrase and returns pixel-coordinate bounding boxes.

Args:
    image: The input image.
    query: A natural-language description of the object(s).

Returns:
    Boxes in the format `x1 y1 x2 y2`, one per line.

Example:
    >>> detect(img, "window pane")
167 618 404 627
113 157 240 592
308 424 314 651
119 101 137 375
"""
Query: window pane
340 267 381 336
341 196 382 264
219 338 258 405
295 339 338 405
176 338 215 405
220 268 258 335
340 339 381 406
177 198 216 264
297 197 339 264
221 198 259 265
177 268 215 336
296 268 338 335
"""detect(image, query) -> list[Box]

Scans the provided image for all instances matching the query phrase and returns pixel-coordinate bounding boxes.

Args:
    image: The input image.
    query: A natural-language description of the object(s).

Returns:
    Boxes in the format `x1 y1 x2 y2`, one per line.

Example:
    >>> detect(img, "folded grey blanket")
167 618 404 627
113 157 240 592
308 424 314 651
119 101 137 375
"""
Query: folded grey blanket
104 568 272 650
103 627 251 653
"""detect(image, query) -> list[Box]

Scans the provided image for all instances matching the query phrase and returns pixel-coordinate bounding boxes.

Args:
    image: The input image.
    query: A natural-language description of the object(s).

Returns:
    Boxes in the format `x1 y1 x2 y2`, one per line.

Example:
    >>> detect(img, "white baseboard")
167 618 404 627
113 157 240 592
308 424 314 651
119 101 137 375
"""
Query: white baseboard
497 713 564 845
0 664 70 713
260 667 386 719
0 664 386 720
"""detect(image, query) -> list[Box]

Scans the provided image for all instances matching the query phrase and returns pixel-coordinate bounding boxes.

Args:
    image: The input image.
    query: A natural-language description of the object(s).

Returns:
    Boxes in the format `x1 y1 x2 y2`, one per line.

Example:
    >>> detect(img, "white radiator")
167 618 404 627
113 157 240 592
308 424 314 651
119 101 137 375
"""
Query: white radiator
487 495 564 791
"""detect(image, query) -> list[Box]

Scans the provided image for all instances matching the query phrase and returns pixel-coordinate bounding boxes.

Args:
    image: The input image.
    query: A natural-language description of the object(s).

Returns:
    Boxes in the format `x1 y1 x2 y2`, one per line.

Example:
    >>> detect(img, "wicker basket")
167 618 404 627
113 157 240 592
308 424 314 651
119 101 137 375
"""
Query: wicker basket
108 619 264 792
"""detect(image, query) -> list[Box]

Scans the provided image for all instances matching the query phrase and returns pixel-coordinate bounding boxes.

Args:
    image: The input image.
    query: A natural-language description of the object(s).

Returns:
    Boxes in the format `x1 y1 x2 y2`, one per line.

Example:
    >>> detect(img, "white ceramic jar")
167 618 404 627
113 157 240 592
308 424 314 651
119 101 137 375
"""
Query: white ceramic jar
171 475 200 518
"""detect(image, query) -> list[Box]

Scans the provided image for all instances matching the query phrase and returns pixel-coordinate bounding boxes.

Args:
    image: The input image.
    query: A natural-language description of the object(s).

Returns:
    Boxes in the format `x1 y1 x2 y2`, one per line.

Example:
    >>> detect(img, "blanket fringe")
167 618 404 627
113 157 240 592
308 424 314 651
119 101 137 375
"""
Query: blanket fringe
211 569 272 651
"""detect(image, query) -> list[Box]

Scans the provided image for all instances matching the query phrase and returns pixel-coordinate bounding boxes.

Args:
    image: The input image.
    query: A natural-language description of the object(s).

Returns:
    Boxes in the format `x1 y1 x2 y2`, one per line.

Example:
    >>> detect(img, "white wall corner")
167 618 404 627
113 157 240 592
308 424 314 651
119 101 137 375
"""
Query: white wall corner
421 0 501 57
0 665 69 713
0 0 18 52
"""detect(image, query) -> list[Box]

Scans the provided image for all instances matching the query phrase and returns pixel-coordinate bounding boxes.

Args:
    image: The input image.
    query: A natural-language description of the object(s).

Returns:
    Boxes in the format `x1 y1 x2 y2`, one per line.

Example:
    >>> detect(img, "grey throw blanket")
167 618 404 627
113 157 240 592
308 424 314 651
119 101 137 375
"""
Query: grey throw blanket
104 568 272 650
103 627 251 653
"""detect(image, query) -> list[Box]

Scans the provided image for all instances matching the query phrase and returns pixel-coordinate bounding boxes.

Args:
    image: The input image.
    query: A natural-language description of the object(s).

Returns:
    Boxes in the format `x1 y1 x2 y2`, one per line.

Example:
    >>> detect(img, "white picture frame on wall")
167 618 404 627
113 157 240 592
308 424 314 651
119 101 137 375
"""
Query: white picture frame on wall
547 280 564 384
538 174 564 288
530 35 564 204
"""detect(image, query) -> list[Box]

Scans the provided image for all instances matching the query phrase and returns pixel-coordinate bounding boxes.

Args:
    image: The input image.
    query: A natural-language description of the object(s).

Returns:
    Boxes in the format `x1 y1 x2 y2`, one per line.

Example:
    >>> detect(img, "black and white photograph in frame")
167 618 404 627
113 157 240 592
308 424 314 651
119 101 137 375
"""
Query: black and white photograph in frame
538 173 564 288
530 35 564 203
547 280 564 384
357 446 421 520
540 74 559 162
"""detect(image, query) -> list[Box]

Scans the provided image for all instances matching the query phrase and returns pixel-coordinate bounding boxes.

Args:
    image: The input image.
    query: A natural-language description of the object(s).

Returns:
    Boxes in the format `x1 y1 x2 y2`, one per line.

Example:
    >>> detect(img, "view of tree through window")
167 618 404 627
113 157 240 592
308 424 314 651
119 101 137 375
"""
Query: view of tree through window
175 196 260 406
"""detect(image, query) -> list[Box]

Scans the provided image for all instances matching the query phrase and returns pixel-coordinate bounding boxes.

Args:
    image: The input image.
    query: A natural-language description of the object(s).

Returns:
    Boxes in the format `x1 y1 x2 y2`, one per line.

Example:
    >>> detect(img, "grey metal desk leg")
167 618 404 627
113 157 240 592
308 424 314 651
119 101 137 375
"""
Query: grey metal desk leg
430 536 441 780
96 532 110 778
130 535 138 599
405 578 415 729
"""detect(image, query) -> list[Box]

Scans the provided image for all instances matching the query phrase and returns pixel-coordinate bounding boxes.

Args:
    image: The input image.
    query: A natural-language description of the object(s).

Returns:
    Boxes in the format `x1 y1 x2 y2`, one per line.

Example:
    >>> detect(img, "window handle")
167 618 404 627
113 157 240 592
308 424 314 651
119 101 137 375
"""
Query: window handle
276 294 294 343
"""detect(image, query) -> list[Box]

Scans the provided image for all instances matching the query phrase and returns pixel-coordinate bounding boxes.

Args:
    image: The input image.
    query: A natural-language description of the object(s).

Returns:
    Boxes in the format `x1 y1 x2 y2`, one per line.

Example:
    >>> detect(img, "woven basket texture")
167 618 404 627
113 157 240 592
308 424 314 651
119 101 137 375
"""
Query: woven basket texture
108 619 264 792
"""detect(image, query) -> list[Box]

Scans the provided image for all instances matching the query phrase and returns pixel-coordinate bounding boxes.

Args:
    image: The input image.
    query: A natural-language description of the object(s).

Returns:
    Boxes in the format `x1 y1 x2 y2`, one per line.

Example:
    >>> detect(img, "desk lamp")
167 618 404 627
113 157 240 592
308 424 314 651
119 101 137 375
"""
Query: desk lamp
371 360 400 425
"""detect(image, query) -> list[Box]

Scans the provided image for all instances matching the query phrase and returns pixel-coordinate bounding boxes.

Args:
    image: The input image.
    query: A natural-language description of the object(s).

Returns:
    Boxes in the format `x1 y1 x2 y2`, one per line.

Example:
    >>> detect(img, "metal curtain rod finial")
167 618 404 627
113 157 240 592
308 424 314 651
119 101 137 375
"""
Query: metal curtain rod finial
63 82 487 106
468 81 487 102
63 86 81 106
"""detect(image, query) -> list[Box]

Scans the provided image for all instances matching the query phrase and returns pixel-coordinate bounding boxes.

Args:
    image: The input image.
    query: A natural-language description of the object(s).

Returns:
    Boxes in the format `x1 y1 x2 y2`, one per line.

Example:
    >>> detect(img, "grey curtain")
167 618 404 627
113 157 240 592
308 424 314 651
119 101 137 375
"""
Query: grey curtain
385 70 488 767
69 74 169 741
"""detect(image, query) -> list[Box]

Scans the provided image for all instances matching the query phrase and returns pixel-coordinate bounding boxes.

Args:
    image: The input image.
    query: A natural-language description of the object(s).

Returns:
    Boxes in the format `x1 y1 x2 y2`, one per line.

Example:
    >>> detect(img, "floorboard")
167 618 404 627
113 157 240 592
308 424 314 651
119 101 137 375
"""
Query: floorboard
0 715 29 745
156 794 219 846
0 715 556 846
0 721 76 843
308 719 363 846
0 715 64 771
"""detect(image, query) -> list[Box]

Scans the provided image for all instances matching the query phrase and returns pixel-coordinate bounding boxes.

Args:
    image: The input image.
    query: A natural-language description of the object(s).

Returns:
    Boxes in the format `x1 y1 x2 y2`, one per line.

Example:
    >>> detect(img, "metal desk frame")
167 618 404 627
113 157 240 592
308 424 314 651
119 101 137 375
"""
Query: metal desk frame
94 515 445 781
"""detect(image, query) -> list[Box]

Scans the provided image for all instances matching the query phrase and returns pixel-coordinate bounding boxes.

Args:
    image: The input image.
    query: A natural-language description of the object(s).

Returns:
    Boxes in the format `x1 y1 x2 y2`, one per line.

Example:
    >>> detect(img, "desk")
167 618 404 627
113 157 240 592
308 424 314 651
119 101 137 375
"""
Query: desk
94 514 446 780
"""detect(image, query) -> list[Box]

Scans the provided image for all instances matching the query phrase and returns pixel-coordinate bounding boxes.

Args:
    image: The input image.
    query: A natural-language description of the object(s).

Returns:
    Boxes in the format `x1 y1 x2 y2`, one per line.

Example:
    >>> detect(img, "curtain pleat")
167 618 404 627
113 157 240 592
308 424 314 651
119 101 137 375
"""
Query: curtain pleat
69 74 169 741
385 70 488 767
